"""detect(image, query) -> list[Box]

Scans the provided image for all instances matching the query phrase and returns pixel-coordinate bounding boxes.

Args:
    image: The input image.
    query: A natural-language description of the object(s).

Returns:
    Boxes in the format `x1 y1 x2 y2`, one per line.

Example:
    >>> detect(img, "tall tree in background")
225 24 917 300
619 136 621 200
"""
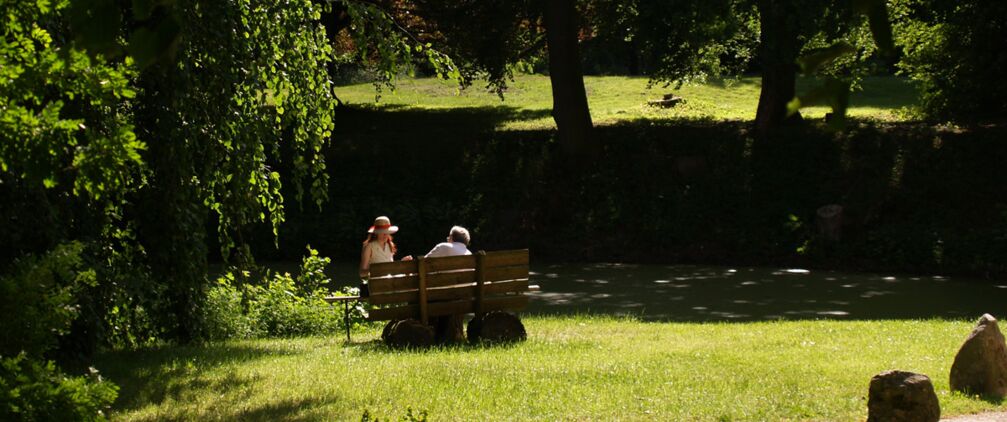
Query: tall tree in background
327 0 597 160
543 0 596 159
608 0 759 88
753 0 807 134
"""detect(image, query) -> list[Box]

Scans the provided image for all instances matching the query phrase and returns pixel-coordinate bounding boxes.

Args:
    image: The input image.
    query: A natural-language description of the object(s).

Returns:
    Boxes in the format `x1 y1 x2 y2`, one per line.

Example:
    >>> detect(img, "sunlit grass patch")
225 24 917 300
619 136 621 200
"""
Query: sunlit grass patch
98 316 1003 421
333 75 919 131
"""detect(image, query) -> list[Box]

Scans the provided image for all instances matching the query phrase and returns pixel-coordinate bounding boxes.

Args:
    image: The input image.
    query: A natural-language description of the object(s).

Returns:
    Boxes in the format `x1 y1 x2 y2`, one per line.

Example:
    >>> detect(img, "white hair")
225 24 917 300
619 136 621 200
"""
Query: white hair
449 226 470 245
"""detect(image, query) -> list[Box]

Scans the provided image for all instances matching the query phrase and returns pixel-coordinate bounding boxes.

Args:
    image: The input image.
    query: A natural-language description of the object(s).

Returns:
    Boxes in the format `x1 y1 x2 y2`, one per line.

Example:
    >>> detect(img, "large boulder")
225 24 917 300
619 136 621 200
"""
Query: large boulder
950 313 1007 398
867 370 940 422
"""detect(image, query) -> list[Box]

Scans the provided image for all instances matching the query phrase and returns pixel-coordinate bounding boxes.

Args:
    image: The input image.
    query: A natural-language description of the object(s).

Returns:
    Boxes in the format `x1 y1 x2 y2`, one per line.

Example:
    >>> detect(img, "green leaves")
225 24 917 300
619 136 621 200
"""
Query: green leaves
2 0 141 202
68 0 122 57
127 14 181 70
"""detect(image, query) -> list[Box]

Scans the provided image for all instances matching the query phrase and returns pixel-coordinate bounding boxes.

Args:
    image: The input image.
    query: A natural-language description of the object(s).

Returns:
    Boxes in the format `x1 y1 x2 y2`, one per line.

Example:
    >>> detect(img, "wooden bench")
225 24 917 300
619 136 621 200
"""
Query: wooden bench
325 249 538 347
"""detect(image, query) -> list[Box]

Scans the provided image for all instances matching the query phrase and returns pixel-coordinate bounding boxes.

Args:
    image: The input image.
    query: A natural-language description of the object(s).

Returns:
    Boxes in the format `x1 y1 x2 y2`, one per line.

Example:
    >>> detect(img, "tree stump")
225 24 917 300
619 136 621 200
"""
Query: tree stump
816 204 843 241
383 319 433 349
467 311 527 344
647 94 684 108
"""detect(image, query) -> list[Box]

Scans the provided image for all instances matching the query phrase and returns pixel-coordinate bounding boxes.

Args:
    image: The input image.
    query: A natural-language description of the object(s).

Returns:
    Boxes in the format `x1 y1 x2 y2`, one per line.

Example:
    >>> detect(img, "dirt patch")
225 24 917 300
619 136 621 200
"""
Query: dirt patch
942 411 1007 421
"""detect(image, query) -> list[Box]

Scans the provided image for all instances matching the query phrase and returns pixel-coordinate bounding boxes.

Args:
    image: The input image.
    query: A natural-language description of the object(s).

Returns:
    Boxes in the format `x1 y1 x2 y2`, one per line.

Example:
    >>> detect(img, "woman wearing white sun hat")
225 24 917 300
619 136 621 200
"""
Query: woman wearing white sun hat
359 216 412 280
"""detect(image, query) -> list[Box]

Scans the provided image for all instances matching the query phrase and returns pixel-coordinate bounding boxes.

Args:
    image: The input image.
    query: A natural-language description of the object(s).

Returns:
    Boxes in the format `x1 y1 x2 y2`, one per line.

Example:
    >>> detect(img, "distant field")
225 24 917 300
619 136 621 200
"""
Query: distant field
333 75 919 130
99 317 1004 421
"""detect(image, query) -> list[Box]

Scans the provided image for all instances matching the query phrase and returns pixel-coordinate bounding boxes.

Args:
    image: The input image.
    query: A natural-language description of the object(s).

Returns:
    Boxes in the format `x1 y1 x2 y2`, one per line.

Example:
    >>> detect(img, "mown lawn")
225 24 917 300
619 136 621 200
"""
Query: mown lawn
333 75 918 130
98 316 1004 421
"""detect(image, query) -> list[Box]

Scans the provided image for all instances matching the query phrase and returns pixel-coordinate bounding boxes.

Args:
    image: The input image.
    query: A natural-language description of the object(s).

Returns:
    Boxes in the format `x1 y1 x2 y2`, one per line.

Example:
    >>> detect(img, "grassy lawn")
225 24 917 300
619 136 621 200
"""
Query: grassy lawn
98 316 1004 421
333 75 918 130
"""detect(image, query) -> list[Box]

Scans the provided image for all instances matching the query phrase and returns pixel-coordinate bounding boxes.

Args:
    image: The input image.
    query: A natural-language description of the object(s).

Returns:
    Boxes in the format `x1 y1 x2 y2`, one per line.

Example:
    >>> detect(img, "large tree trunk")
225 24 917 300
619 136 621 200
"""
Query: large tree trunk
754 0 802 135
543 0 597 160
135 67 208 344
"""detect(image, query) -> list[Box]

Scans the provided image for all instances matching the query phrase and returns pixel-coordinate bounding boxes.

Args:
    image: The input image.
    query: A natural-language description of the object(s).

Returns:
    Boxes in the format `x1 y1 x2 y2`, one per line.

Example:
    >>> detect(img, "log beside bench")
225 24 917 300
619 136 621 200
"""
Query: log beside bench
325 249 539 347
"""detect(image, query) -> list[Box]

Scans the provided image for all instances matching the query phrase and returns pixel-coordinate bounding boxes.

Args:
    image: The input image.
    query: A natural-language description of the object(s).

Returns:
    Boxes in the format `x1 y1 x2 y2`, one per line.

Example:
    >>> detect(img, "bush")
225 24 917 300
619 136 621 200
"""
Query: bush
203 273 263 340
894 0 1007 123
0 353 117 422
0 242 95 359
203 246 362 340
249 272 343 337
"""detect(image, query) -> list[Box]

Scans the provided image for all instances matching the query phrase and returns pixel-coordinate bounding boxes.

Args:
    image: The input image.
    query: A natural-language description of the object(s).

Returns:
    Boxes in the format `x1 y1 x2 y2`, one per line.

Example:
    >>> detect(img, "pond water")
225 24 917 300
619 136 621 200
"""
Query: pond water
308 262 1007 322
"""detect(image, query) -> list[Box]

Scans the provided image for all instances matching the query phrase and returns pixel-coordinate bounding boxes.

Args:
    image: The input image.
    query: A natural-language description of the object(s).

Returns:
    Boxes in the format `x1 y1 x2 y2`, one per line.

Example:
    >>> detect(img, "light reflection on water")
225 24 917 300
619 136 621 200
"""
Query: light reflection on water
315 262 1007 322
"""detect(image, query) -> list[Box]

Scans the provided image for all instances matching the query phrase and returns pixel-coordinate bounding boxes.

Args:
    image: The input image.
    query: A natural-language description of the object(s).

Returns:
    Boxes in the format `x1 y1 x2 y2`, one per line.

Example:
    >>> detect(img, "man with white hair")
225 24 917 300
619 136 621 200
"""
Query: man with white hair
425 226 472 258
423 225 472 343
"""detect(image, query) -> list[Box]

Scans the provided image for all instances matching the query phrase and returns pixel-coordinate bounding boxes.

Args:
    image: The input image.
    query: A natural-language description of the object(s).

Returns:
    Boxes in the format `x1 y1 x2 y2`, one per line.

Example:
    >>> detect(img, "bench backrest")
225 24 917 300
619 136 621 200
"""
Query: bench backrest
365 249 530 324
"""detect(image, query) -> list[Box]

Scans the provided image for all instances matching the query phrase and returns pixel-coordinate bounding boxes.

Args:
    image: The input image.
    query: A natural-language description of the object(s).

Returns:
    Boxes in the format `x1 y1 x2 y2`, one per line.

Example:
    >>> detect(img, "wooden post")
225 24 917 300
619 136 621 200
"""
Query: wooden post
474 250 487 316
418 257 429 326
343 299 351 342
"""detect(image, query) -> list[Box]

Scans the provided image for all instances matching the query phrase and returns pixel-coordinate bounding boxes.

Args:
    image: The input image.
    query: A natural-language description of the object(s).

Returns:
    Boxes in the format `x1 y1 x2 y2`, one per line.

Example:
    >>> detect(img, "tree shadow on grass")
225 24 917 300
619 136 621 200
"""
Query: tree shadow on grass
331 104 552 145
95 343 304 413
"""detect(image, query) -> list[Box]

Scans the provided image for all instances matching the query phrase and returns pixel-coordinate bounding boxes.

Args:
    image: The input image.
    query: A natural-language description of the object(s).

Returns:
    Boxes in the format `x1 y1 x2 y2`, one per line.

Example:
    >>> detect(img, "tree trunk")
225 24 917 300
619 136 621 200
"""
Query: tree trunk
135 66 208 344
543 0 597 160
754 0 802 135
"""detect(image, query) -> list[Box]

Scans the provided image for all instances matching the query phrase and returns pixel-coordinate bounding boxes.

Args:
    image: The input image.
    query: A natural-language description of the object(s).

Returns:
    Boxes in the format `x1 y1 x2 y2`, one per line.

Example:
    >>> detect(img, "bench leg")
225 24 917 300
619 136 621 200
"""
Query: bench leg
344 300 351 342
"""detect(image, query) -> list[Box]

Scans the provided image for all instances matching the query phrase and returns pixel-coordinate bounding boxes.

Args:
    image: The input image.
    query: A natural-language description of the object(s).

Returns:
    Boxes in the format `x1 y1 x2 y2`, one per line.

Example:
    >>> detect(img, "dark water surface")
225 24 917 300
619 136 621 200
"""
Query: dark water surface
305 262 1007 322
524 264 1007 321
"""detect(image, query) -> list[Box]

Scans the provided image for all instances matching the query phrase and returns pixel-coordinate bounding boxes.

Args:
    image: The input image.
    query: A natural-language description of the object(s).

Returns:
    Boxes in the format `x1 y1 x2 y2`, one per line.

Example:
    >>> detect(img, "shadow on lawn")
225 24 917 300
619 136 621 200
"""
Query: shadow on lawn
96 343 305 413
331 104 553 141
343 338 525 354
527 264 1007 322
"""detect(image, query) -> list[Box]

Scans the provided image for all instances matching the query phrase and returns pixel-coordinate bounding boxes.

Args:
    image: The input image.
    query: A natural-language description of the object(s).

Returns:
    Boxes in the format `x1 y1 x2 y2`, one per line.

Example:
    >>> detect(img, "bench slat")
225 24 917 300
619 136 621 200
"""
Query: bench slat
367 274 419 295
367 279 530 305
367 295 529 321
368 260 418 277
483 249 528 268
367 269 479 296
367 267 525 301
484 265 528 282
424 255 476 272
426 269 477 288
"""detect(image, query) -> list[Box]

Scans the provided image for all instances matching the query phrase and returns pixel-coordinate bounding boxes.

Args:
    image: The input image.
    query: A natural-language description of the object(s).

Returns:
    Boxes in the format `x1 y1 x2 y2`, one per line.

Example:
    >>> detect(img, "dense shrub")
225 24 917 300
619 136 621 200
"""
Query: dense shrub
894 0 1007 123
0 242 94 359
203 247 362 340
0 353 117 422
0 243 119 421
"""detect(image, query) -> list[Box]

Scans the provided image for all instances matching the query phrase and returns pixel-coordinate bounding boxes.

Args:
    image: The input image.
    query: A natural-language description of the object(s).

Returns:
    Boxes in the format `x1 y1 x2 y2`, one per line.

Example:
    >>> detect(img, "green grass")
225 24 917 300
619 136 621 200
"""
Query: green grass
98 316 1004 421
333 75 919 130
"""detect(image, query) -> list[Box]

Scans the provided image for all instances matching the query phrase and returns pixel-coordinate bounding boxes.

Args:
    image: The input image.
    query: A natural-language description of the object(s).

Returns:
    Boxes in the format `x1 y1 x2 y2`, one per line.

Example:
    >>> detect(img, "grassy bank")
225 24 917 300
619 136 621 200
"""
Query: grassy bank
98 316 1004 421
333 74 918 129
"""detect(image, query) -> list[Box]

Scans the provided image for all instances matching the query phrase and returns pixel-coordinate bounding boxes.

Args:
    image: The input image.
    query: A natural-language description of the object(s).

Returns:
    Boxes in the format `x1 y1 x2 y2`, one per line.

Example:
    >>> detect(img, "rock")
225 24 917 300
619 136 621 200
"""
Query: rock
950 314 1007 398
867 370 940 422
